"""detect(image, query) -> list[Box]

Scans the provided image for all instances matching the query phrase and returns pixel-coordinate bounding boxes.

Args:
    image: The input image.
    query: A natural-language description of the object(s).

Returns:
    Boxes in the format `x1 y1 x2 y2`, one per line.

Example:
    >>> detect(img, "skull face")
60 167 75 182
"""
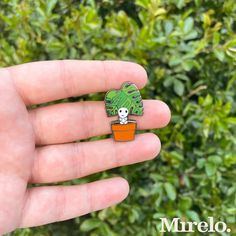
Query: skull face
118 107 128 118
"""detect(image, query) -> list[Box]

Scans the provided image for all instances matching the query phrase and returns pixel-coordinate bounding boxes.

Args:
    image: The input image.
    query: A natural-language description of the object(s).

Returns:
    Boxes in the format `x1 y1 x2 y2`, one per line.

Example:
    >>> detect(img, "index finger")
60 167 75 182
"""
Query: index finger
6 60 147 105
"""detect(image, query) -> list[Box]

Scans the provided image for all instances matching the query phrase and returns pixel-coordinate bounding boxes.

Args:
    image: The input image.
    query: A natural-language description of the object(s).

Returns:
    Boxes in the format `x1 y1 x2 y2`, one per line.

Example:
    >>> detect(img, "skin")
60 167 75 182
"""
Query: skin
0 60 171 234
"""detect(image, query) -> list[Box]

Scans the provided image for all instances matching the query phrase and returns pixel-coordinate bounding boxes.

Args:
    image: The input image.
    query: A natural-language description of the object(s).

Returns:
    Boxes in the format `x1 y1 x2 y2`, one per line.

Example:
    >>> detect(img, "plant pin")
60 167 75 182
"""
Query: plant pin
105 82 144 141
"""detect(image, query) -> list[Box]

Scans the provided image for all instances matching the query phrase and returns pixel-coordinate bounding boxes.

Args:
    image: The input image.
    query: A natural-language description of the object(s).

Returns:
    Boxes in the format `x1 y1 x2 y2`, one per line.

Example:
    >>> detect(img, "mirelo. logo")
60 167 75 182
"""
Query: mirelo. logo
159 217 231 233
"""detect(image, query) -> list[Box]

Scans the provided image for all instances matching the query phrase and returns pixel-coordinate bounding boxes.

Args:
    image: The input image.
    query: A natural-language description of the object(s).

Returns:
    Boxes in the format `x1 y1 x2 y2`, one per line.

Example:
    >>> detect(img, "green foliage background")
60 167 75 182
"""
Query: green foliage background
0 0 236 235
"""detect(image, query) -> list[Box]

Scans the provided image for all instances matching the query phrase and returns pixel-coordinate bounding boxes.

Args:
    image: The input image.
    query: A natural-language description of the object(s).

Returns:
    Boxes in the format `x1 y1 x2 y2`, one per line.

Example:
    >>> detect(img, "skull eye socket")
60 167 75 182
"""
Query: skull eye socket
125 110 128 113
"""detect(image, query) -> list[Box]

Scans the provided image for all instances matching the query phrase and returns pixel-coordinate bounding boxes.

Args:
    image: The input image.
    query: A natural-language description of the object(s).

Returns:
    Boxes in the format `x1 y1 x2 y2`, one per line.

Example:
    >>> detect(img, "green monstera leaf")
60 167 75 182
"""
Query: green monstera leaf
105 82 144 117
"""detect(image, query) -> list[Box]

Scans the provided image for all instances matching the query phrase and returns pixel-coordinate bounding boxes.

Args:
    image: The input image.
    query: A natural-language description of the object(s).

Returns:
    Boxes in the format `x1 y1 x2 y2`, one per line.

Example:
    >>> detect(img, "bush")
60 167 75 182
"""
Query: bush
1 0 236 235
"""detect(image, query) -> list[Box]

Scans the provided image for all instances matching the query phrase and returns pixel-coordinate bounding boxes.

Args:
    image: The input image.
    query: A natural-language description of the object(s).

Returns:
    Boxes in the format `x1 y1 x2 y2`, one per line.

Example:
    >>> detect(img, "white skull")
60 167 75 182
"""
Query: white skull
118 107 128 118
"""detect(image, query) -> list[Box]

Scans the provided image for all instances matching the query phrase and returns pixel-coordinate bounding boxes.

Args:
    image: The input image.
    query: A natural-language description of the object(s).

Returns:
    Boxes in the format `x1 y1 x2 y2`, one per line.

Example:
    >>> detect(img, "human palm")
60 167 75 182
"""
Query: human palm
0 60 170 234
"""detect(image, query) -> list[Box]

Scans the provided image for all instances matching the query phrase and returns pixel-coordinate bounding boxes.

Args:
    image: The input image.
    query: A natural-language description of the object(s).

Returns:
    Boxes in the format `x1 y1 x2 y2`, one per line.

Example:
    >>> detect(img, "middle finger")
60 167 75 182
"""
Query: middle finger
29 100 170 145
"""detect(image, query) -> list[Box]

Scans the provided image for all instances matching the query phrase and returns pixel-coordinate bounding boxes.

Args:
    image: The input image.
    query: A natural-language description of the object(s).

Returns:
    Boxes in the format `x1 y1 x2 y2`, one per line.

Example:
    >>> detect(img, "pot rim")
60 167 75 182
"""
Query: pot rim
111 119 136 125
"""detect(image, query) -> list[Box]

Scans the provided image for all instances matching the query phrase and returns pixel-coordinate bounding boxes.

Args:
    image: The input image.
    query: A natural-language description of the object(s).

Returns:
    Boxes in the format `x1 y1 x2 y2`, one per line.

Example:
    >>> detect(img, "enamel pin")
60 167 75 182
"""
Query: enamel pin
105 82 144 141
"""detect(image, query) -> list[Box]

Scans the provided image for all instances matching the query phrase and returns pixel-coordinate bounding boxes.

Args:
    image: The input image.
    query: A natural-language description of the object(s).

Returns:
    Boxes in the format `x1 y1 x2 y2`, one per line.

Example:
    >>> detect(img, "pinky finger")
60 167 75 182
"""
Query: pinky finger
19 177 129 228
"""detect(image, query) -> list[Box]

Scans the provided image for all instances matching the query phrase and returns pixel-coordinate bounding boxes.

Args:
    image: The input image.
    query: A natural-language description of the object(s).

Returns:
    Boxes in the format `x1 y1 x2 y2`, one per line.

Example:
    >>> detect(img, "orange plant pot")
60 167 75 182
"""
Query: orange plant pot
111 121 137 141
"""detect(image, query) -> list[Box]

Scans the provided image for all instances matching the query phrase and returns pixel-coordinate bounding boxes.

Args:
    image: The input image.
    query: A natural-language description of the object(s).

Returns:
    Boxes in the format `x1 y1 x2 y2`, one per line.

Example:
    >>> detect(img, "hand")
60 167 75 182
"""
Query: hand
0 60 170 234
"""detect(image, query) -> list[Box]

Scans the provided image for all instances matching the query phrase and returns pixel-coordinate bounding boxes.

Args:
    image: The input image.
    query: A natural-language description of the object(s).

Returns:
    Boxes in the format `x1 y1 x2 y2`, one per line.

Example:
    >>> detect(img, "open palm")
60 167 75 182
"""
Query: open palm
0 60 170 234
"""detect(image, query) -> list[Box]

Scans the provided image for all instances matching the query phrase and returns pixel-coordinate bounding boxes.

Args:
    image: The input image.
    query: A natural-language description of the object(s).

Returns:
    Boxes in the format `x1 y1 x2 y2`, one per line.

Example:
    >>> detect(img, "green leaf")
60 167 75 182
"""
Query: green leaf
205 162 217 176
164 182 176 201
184 30 198 40
46 0 58 14
226 47 236 61
200 94 213 107
214 49 225 62
197 158 206 169
153 8 166 17
226 117 236 124
135 0 149 9
105 82 144 116
182 60 196 71
208 155 222 165
164 20 173 35
80 219 102 232
174 80 185 96
226 208 236 215
186 210 200 222
178 197 192 211
184 17 194 33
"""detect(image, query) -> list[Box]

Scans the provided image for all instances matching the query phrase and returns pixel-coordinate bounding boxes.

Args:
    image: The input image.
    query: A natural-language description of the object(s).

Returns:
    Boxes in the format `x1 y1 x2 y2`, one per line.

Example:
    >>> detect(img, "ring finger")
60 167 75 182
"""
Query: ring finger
30 133 160 183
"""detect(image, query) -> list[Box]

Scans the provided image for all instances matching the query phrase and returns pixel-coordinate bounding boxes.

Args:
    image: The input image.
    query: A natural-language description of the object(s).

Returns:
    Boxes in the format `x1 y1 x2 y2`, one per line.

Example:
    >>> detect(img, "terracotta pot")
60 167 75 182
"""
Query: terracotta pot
111 121 137 141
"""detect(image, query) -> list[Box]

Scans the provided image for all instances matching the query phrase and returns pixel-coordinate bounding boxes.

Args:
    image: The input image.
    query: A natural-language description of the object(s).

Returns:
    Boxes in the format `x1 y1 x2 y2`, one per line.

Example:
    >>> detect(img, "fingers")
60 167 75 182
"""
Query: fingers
30 133 160 184
8 60 147 105
30 100 171 145
19 177 129 228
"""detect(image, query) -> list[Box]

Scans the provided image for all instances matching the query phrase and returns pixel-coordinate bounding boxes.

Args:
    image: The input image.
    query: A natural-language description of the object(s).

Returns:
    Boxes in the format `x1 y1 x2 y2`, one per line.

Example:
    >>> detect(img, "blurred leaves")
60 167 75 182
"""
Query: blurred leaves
164 182 177 201
0 0 235 235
